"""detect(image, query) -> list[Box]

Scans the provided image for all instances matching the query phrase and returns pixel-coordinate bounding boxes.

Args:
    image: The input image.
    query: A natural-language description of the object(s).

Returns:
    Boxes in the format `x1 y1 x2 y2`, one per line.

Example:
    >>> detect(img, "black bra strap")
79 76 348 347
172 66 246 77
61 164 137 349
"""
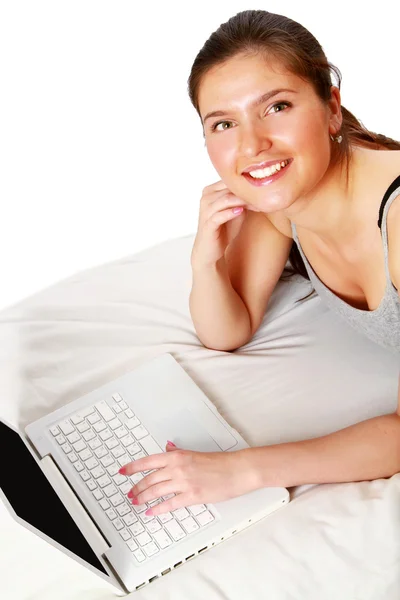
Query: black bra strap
377 174 400 229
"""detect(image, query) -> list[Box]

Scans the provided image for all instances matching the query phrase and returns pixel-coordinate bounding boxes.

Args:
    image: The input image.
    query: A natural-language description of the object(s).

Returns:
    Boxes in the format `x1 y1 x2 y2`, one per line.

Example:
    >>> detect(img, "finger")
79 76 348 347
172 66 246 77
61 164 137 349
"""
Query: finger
146 492 192 517
202 180 227 195
134 480 178 508
119 453 167 476
128 468 169 499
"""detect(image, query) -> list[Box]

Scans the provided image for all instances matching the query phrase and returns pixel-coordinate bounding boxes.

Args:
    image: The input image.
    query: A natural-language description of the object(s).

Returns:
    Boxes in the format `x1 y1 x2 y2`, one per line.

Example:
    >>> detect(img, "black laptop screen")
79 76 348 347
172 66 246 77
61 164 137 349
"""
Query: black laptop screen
0 421 107 575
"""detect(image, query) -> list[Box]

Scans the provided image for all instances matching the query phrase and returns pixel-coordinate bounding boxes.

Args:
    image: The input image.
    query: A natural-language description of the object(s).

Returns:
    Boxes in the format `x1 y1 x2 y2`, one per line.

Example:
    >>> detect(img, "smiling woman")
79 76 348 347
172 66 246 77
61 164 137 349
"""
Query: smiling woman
182 9 400 499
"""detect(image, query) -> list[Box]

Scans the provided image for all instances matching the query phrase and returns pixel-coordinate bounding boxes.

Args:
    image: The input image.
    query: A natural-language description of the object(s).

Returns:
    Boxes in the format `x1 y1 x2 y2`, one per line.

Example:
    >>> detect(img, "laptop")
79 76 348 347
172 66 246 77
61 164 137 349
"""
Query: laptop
0 352 289 594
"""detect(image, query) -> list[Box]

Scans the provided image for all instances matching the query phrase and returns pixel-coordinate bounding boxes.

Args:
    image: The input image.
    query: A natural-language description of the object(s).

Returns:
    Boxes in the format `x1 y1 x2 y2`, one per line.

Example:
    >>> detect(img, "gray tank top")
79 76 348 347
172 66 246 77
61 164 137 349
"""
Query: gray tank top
290 175 400 355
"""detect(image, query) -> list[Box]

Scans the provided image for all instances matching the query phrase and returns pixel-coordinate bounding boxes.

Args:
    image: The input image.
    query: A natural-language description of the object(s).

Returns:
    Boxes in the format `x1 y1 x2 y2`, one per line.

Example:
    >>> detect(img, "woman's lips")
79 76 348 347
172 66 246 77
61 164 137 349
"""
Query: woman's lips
242 159 292 187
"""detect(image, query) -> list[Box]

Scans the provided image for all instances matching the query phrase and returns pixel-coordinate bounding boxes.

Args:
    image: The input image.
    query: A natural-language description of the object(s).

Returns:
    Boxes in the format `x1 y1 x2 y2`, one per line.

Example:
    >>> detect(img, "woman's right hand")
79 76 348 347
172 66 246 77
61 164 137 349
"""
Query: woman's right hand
191 180 251 270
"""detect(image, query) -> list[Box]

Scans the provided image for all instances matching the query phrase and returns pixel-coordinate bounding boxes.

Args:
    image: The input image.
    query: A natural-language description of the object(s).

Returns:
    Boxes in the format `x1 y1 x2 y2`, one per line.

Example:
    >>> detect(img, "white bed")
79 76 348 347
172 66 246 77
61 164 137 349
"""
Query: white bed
1 234 399 600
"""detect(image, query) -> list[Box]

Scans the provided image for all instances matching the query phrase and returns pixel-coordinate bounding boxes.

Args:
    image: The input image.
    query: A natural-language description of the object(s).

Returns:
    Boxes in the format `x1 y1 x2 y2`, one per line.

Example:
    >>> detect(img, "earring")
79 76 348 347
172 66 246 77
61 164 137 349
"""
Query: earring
330 132 343 144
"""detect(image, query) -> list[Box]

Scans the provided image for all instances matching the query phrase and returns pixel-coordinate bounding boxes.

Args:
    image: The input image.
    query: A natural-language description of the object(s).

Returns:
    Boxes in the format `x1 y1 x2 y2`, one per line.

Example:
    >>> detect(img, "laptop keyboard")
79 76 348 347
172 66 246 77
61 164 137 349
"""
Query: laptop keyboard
48 392 215 563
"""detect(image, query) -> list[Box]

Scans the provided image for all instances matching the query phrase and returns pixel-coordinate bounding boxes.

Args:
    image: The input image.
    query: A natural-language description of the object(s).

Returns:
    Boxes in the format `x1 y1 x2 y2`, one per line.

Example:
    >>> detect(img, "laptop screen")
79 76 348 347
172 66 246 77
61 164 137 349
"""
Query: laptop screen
0 421 107 576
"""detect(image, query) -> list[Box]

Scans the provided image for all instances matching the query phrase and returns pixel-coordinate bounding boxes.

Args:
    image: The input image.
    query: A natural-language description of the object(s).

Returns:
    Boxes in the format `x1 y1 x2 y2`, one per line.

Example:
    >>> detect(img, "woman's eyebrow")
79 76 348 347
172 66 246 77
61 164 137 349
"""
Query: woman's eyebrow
202 88 297 124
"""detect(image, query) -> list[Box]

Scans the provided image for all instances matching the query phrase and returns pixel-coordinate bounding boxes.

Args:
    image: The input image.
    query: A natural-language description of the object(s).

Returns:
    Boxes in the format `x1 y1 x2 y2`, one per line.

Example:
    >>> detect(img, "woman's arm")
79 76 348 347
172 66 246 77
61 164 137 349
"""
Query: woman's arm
246 374 400 488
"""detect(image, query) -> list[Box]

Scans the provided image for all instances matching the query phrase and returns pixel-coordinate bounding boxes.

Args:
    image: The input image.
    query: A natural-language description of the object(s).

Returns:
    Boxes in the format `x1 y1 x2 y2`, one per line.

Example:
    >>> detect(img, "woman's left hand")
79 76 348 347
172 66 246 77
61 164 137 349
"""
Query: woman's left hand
119 442 258 517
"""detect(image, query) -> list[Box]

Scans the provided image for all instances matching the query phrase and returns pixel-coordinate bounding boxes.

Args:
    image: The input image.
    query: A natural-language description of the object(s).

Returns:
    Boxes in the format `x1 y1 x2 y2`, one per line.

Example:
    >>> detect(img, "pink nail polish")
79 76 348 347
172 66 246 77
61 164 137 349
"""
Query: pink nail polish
167 440 176 447
145 508 153 516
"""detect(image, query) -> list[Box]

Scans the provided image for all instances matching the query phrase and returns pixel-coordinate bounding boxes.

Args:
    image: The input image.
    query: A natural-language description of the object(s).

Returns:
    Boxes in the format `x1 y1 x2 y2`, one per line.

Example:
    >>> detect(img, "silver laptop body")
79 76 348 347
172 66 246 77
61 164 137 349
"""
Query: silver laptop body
1 352 289 593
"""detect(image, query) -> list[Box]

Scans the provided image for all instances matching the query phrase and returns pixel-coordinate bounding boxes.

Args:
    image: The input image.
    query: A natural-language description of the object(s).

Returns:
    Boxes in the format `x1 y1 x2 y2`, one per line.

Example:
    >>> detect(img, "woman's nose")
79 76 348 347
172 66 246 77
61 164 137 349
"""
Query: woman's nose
238 124 272 156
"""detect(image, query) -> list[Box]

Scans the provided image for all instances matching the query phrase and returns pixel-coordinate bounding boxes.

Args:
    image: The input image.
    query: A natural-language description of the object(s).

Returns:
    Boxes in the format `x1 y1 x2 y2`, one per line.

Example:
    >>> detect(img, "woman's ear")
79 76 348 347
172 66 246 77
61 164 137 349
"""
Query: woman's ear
329 85 343 131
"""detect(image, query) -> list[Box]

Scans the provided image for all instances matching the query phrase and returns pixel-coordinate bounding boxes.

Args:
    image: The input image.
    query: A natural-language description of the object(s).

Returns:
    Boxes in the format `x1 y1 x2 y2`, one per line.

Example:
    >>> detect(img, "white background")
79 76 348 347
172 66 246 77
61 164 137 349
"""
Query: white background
1 0 399 311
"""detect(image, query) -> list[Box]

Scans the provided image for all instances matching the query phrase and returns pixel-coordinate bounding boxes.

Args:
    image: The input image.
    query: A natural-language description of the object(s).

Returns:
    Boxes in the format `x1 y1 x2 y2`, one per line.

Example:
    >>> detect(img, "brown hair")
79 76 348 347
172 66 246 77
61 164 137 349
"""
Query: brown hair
187 10 400 294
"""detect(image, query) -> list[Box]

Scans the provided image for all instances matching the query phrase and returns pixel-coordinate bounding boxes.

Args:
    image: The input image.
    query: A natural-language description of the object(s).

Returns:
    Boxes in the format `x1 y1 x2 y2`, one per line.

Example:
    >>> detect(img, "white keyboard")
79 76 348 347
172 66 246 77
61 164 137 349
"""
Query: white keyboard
48 392 215 563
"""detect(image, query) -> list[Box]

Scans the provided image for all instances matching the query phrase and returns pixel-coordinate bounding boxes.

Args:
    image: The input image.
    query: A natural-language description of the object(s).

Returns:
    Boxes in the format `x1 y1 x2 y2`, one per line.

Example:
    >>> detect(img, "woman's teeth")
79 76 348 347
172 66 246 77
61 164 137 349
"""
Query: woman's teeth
249 159 290 179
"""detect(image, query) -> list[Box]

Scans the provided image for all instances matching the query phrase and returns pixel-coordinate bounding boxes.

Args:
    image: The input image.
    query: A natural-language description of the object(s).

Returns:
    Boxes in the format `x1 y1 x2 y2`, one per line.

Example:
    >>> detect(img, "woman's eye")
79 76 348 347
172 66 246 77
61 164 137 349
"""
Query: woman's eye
210 102 290 132
211 121 232 132
269 101 290 114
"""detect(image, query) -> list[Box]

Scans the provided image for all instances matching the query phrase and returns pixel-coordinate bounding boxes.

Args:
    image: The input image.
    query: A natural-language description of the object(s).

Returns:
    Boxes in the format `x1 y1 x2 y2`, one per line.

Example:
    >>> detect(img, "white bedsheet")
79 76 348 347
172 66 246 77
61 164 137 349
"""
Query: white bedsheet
1 234 399 599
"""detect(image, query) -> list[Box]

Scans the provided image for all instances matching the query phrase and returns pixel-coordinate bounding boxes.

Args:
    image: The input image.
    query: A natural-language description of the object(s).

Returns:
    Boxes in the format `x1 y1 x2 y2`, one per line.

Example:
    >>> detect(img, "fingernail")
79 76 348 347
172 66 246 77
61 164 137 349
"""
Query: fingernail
167 440 176 447
145 508 153 516
127 490 133 498
119 467 126 474
232 207 243 214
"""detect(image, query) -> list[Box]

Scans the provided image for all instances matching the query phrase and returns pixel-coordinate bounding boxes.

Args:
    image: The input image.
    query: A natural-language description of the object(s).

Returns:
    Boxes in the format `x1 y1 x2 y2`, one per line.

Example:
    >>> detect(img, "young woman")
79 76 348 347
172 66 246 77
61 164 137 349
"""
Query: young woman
119 10 400 517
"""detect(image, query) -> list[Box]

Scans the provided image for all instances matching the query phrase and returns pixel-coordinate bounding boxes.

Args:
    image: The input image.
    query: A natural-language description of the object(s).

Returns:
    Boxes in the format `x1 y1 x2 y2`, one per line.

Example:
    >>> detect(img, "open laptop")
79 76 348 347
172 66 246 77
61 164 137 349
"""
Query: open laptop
0 352 289 593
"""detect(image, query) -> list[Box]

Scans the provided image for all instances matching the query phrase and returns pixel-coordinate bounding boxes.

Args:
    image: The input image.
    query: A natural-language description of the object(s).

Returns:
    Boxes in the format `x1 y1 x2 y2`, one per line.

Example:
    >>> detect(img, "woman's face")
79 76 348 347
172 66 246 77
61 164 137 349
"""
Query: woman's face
198 53 341 214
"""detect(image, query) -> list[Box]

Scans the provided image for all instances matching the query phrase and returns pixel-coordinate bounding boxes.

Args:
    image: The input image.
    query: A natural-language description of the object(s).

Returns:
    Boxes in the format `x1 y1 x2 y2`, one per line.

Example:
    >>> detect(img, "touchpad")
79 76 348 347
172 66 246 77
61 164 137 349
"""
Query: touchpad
153 408 225 453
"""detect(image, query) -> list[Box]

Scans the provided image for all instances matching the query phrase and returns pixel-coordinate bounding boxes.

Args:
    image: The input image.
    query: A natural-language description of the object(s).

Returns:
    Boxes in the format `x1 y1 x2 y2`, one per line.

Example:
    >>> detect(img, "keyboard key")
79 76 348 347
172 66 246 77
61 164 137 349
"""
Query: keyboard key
105 438 119 450
67 452 78 463
50 425 60 436
73 440 86 453
113 405 122 414
126 442 141 456
106 463 120 477
111 446 125 459
58 420 75 436
86 479 97 491
146 519 162 534
136 531 152 547
120 528 131 541
99 498 110 510
152 528 173 549
74 461 84 473
93 489 103 501
89 438 102 451
133 549 146 562
104 484 118 497
129 521 145 536
120 434 135 447
85 457 98 470
94 421 107 434
164 519 186 542
80 470 90 482
117 504 131 517
100 455 114 468
99 429 112 441
126 539 139 552
77 421 90 434
140 435 163 456
158 512 173 525
112 393 122 402
143 541 159 557
131 425 148 440
124 409 134 419
94 446 108 459
196 510 214 527
91 466 105 479
119 401 129 411
109 418 121 430
97 475 112 488
188 504 206 516
95 401 115 422
105 508 117 520
123 513 138 527
114 426 128 439
55 434 66 445
82 430 96 442
110 493 124 507
87 412 101 425
67 431 80 445
180 516 200 534
79 448 92 462
71 415 84 425
172 507 190 521
60 443 72 454
113 518 124 531
112 473 127 486
125 417 140 430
